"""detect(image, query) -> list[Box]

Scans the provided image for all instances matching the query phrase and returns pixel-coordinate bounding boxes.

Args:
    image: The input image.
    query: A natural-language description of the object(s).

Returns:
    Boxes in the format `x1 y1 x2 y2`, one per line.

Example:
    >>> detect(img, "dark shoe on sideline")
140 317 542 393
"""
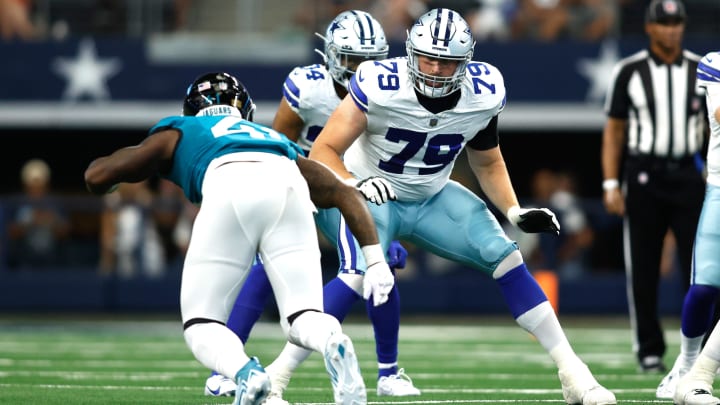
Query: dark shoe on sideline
640 355 667 373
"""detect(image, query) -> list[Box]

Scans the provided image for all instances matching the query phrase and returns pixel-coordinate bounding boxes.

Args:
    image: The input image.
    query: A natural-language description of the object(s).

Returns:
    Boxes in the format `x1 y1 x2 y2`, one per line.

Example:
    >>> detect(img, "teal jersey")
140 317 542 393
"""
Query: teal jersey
149 115 304 203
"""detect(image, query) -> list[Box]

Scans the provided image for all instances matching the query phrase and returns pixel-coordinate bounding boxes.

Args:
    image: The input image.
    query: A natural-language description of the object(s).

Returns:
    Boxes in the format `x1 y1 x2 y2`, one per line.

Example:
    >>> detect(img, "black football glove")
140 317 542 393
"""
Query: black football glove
507 206 560 235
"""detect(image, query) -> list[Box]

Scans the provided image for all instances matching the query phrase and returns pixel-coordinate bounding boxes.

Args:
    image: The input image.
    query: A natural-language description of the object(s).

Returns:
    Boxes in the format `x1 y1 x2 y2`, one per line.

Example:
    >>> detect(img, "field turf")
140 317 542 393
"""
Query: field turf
0 315 700 404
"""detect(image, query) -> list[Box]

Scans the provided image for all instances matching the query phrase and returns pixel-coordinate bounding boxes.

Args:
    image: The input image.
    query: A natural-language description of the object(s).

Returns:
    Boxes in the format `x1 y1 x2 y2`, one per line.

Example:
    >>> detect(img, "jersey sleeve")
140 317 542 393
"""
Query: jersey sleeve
604 63 632 119
697 52 720 89
281 67 305 111
149 116 183 135
477 62 506 114
348 61 373 113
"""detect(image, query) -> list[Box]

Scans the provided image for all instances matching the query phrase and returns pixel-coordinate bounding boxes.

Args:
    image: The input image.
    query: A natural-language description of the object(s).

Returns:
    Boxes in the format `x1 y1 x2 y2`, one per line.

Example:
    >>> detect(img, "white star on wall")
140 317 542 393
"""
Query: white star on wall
577 41 621 104
53 38 122 101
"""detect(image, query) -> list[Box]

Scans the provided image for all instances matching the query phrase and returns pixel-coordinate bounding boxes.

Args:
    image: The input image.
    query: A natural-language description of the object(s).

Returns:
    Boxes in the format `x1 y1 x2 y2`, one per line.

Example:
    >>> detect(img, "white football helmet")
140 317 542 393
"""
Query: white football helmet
315 10 389 88
406 8 475 98
697 51 720 89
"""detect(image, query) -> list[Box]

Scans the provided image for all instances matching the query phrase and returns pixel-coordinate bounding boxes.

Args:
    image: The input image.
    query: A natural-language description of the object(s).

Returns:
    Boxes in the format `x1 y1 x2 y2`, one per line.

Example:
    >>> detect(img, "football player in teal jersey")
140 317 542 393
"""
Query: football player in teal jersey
84 72 395 405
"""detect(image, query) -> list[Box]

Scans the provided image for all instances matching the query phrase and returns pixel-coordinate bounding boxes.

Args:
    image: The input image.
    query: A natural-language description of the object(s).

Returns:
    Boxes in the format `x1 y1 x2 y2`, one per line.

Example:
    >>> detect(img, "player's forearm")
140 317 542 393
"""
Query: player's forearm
480 169 520 216
85 146 160 194
309 144 352 179
467 150 518 214
335 191 381 247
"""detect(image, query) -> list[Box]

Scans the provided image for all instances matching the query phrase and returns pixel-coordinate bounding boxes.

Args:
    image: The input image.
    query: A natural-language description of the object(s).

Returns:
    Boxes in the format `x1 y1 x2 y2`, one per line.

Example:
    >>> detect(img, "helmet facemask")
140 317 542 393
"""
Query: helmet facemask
315 10 389 88
406 8 475 98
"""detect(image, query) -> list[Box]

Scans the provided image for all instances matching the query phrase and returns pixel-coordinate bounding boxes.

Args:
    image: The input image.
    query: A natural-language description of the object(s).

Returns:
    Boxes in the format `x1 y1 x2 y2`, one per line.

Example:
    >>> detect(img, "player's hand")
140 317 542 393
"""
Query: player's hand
507 205 560 235
354 176 397 205
386 240 407 269
363 261 395 306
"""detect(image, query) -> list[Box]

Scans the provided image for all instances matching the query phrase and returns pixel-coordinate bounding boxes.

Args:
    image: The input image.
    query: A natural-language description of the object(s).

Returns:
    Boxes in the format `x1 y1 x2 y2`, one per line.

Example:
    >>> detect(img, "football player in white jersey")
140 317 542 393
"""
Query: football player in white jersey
658 52 720 405
203 10 420 402
266 8 618 405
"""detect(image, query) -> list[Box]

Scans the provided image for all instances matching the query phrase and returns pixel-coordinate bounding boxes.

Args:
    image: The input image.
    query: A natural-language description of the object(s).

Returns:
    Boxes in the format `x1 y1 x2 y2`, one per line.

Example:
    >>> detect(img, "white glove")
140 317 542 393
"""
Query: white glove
361 244 395 306
349 176 397 205
506 205 560 235
364 261 395 306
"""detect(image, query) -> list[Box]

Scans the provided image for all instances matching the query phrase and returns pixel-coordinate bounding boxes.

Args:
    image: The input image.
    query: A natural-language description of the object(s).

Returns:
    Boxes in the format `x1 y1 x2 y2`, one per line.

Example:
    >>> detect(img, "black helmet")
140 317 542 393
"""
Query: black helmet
182 72 255 120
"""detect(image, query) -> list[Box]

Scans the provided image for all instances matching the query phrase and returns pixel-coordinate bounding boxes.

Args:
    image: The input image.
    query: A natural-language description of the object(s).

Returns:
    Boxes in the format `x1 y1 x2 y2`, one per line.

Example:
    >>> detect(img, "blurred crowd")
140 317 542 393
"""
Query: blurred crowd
2 157 198 278
0 0 717 42
1 156 645 281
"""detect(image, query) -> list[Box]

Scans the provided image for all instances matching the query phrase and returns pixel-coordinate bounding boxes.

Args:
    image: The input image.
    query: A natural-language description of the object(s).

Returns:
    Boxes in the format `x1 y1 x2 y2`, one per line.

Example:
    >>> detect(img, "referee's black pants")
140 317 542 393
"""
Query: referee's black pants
624 158 704 364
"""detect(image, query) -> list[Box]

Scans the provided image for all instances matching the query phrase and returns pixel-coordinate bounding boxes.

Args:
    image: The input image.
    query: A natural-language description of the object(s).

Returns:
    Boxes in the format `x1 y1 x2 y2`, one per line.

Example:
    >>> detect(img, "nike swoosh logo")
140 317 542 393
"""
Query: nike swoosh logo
206 385 221 395
358 70 365 82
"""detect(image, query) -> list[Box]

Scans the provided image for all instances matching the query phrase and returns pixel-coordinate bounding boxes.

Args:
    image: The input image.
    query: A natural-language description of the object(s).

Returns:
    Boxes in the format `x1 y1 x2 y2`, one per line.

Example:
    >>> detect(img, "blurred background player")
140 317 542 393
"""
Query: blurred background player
6 158 70 270
656 52 720 404
204 10 421 401
84 71 396 405
268 8 617 405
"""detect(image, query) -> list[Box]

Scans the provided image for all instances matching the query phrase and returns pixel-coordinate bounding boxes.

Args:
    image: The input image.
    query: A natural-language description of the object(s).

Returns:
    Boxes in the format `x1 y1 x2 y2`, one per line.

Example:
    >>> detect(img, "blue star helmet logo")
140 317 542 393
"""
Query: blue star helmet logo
329 20 343 35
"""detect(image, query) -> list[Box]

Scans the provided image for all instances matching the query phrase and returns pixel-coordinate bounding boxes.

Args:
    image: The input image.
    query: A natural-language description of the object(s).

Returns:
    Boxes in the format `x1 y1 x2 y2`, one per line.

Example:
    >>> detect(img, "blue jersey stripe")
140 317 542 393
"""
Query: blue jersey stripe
282 77 301 108
349 74 368 112
698 61 720 83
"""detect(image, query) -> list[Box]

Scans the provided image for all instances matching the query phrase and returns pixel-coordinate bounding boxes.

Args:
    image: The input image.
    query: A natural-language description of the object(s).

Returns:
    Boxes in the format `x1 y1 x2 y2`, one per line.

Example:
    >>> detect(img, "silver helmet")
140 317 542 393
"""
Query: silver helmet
315 10 389 88
406 8 475 98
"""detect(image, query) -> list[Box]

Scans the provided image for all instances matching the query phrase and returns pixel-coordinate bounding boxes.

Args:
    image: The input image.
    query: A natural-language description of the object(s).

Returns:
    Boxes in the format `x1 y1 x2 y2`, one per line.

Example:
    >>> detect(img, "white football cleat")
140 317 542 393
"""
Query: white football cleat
262 393 290 405
656 356 688 399
323 333 367 405
675 388 720 405
675 374 720 405
558 362 616 405
204 373 237 397
376 368 421 396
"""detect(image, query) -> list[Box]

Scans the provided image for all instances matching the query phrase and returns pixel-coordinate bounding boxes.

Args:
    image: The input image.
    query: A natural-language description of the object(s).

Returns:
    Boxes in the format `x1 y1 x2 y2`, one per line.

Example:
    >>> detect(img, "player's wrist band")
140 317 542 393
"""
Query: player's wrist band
602 179 619 191
362 244 385 267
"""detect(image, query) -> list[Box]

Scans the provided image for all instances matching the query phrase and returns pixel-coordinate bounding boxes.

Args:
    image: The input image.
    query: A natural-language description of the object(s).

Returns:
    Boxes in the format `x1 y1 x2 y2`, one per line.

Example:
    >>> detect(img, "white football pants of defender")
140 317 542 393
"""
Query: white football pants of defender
181 153 342 380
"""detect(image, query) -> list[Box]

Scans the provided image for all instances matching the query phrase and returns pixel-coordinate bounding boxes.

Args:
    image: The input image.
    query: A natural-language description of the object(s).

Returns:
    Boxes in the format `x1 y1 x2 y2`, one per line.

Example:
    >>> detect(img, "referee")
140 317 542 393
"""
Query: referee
601 0 707 373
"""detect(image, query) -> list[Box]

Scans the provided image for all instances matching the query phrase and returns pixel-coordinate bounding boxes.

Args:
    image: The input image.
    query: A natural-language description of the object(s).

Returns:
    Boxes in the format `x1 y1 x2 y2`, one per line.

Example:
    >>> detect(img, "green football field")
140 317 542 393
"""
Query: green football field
0 314 703 404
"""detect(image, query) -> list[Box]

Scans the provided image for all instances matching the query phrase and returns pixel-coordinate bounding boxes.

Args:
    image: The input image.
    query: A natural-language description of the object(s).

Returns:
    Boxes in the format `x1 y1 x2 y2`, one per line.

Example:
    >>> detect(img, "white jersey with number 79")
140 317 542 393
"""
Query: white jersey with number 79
343 56 506 201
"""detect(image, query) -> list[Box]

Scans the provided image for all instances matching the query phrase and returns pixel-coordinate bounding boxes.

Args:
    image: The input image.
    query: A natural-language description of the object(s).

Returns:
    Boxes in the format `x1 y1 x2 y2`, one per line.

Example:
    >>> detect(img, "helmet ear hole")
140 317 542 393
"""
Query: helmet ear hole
318 10 389 88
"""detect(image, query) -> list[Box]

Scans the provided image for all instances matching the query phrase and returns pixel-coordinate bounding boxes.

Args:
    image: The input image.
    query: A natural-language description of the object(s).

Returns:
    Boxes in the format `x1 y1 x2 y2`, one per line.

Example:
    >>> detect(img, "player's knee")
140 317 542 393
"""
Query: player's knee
338 272 364 295
183 321 226 357
492 250 524 279
287 310 341 346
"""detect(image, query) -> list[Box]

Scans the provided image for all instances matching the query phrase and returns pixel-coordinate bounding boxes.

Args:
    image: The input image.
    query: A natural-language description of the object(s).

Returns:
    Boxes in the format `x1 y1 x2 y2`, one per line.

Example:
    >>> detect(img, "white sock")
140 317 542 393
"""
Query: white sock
267 311 343 375
679 332 704 370
378 362 398 370
268 342 312 373
516 302 580 370
184 322 250 379
700 325 720 363
689 354 720 386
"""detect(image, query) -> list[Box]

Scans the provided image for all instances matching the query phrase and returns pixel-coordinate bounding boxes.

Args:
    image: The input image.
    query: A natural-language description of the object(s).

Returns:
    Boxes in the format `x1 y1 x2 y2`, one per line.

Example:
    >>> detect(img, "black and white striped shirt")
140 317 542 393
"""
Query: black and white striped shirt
605 49 706 159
